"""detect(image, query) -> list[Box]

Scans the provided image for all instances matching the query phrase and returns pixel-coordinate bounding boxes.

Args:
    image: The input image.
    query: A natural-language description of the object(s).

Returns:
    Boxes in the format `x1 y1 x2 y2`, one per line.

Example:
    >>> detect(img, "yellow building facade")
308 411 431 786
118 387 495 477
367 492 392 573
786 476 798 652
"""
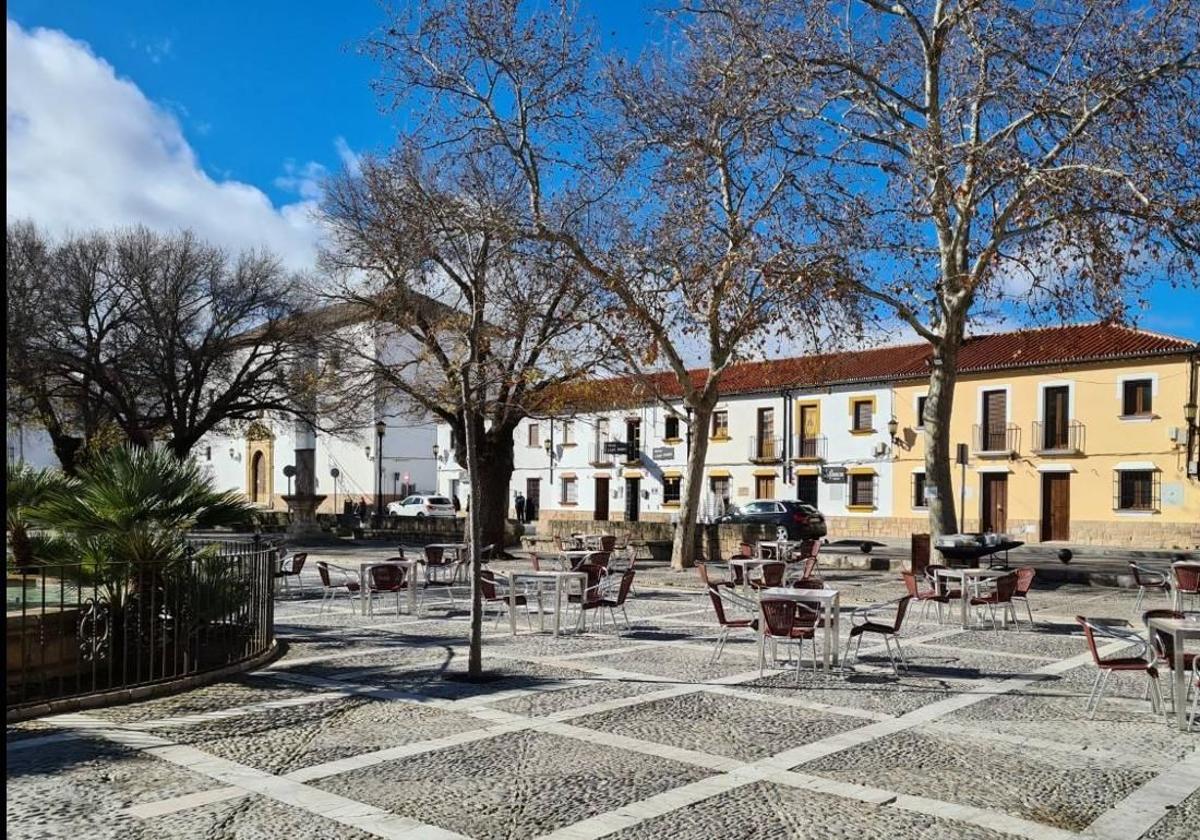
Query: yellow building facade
892 355 1200 548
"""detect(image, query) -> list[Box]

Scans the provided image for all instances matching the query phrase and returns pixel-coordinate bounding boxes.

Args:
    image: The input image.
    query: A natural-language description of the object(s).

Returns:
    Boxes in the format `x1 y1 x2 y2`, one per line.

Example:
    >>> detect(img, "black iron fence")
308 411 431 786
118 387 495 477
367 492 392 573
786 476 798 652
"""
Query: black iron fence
6 539 277 711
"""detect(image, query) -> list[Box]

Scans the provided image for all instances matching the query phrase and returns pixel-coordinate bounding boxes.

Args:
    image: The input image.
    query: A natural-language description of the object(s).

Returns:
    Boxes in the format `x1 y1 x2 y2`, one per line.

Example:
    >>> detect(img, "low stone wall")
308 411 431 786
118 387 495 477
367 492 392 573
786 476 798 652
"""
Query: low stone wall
533 519 805 561
824 515 1199 550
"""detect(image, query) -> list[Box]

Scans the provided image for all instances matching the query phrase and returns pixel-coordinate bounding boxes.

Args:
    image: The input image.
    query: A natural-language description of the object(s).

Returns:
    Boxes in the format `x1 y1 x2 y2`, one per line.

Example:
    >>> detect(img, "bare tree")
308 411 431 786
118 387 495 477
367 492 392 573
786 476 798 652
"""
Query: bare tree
366 0 857 569
697 0 1200 539
5 223 312 468
319 147 609 676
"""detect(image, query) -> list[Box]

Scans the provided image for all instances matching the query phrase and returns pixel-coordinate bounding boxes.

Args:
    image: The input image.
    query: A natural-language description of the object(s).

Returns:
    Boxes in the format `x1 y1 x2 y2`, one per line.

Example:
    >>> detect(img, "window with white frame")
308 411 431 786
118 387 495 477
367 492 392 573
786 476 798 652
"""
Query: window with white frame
1114 469 1159 511
560 476 578 504
664 414 680 440
1122 379 1153 417
849 473 876 508
663 476 682 504
562 419 575 445
915 395 928 429
527 422 540 447
911 472 927 508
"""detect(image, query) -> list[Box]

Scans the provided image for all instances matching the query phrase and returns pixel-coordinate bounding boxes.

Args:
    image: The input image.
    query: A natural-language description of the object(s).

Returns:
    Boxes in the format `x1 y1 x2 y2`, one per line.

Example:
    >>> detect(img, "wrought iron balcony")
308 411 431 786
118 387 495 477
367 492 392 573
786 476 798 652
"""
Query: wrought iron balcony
972 423 1021 457
748 436 784 463
791 435 828 462
1032 420 1085 455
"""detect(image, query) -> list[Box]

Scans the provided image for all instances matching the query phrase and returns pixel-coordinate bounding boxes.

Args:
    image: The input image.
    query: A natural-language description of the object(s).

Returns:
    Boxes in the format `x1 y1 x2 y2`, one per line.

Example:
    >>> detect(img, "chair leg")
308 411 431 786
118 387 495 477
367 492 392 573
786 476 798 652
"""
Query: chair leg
1090 670 1112 719
893 636 908 670
1133 586 1145 615
1084 669 1103 713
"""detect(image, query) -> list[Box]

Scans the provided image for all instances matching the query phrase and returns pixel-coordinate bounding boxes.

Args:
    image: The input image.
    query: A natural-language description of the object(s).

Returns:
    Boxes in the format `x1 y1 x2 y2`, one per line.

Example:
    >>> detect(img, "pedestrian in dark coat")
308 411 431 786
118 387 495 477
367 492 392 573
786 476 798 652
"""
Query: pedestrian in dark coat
514 492 526 523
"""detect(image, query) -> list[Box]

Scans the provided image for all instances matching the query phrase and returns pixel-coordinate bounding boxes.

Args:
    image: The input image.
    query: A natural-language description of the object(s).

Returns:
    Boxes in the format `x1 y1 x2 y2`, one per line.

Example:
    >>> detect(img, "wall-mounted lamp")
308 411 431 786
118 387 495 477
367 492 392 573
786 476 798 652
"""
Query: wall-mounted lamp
229 447 236 459
364 446 371 459
1185 401 1197 426
432 443 440 461
887 417 900 446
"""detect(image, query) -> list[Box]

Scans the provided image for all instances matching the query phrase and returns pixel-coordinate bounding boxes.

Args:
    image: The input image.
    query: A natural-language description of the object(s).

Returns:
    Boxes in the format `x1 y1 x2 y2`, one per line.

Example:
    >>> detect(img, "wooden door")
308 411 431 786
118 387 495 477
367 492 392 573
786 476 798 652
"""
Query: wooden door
798 405 819 457
796 475 818 507
525 478 541 521
980 474 1007 533
1043 386 1069 449
594 477 609 521
624 478 640 521
982 390 1007 450
1041 473 1070 541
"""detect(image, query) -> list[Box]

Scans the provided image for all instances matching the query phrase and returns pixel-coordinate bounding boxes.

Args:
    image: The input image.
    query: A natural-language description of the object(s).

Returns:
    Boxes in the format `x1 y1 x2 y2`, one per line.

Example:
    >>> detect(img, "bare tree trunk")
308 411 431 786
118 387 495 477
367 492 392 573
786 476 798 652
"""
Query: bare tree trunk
671 402 715 570
474 430 517 554
460 374 485 679
924 329 964 541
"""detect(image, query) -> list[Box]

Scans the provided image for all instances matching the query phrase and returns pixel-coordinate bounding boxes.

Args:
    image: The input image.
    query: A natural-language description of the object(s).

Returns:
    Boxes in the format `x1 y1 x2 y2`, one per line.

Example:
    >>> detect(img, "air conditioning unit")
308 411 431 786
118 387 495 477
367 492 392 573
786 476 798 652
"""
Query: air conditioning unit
873 442 889 457
1167 427 1184 443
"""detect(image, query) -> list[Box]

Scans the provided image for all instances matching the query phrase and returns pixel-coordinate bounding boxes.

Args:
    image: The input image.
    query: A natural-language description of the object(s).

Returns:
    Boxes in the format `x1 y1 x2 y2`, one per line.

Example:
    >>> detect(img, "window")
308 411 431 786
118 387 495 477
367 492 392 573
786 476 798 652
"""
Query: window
560 476 578 505
851 399 874 432
756 408 776 458
980 389 1008 450
562 420 575 445
755 475 776 499
663 476 681 505
912 472 927 508
1115 470 1159 511
1042 385 1070 449
849 474 876 508
915 396 928 429
711 410 729 438
664 415 680 440
527 422 540 447
709 476 730 507
626 419 642 458
1122 379 1153 416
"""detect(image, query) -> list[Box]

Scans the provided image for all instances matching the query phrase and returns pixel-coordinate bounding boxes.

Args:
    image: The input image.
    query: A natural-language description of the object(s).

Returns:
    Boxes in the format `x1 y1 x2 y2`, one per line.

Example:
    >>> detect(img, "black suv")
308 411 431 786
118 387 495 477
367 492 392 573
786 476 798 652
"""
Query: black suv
716 499 827 540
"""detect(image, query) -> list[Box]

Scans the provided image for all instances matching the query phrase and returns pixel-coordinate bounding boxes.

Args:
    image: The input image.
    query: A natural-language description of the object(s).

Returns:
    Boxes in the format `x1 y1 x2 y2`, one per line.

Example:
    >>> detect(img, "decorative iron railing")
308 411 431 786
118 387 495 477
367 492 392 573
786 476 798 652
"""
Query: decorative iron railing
972 423 1021 456
1031 420 1085 454
791 435 828 461
6 538 277 711
748 436 784 462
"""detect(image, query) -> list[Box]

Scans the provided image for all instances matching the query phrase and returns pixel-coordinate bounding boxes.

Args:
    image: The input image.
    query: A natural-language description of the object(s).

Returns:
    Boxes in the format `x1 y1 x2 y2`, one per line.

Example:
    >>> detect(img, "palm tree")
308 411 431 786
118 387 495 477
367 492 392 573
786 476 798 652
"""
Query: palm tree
6 461 76 571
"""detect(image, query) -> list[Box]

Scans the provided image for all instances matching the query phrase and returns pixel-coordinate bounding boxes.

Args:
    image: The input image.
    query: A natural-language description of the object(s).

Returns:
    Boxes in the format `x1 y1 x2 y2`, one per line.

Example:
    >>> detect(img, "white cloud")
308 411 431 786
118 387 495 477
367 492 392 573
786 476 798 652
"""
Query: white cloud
6 19 325 271
334 136 362 177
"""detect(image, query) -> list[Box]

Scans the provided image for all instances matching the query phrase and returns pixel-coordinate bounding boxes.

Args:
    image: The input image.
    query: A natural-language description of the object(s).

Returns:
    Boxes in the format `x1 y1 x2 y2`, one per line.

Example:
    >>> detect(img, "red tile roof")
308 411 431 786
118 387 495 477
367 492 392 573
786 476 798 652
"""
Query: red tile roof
543 322 1196 411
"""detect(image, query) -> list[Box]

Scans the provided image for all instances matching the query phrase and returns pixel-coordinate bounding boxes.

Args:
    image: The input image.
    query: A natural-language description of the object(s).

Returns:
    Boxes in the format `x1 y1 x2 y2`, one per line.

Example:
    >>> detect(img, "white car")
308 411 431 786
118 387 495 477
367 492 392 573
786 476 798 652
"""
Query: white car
387 495 457 518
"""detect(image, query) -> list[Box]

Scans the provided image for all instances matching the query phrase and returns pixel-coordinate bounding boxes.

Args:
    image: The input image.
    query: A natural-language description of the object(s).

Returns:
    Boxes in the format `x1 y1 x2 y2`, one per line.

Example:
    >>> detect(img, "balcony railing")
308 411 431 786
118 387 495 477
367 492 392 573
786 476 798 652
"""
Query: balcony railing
791 435 828 462
748 436 784 462
972 423 1021 457
590 436 614 466
1032 420 1085 454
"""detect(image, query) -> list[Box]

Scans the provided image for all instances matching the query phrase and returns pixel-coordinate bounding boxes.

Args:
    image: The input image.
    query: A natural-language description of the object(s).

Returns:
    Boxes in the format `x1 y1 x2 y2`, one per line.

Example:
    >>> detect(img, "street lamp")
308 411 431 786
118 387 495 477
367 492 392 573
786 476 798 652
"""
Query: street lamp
1185 401 1197 426
374 420 386 519
887 417 900 446
432 443 440 461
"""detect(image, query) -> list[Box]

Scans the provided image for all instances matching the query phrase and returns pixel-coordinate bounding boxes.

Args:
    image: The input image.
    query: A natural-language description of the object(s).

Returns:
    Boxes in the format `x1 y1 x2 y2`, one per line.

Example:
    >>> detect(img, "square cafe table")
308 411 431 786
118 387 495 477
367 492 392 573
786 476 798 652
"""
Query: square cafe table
757 587 841 671
505 570 588 636
730 556 784 591
1145 614 1200 731
357 558 423 616
932 567 1010 628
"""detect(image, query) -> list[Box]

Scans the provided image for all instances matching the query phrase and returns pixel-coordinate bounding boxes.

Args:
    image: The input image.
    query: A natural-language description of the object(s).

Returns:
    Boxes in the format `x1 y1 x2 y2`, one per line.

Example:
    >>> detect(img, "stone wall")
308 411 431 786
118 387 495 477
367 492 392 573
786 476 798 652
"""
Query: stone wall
534 518 805 561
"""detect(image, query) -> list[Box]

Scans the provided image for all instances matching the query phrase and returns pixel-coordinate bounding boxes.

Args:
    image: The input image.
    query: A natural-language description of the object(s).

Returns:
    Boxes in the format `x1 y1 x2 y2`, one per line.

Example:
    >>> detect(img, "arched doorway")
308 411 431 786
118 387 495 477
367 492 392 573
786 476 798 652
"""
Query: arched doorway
250 451 266 504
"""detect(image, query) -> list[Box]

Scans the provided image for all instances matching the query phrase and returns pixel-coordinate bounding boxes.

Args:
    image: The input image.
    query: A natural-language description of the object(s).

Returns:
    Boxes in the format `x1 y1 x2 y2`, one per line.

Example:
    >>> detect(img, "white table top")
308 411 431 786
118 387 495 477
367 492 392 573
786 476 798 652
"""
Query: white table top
1146 615 1200 637
731 556 785 566
510 570 588 581
933 568 1009 580
357 558 420 567
758 587 839 602
426 543 467 550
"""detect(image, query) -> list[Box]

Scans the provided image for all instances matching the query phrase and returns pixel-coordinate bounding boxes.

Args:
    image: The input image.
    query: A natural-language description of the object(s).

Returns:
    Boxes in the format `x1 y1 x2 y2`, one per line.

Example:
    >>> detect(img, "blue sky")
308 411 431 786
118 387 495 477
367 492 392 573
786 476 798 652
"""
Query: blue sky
6 1 1198 340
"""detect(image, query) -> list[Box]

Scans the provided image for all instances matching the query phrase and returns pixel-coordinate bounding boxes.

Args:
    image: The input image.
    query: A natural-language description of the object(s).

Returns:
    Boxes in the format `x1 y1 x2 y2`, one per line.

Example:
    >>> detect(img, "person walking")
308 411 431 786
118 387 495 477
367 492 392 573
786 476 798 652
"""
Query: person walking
452 494 461 514
514 492 526 524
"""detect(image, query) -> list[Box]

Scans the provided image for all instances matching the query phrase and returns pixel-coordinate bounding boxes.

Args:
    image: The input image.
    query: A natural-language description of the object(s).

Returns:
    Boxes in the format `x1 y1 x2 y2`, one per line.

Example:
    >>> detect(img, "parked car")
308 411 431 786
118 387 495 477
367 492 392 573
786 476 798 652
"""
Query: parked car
387 495 456 518
716 499 827 540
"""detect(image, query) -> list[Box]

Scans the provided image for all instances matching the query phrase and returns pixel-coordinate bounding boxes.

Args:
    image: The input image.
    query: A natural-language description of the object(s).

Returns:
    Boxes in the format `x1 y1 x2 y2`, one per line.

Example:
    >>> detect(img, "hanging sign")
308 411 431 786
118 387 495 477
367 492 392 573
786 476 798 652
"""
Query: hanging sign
603 440 629 455
821 466 847 483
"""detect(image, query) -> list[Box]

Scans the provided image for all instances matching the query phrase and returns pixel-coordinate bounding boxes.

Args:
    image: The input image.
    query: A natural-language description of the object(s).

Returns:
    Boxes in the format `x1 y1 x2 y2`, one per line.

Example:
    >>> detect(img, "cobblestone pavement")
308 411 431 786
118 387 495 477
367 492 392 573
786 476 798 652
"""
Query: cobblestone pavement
7 550 1198 840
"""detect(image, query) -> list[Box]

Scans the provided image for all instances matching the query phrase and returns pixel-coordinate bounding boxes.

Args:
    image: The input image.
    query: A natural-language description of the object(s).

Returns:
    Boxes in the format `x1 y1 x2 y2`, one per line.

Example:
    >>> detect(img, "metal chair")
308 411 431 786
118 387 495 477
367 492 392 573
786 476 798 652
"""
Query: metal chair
1075 615 1162 719
759 598 822 682
1130 562 1171 614
748 561 786 591
273 552 307 597
480 569 532 630
970 572 1019 630
902 570 948 625
366 564 408 617
843 597 913 676
1171 562 1200 611
1011 566 1037 626
316 561 361 613
707 586 758 664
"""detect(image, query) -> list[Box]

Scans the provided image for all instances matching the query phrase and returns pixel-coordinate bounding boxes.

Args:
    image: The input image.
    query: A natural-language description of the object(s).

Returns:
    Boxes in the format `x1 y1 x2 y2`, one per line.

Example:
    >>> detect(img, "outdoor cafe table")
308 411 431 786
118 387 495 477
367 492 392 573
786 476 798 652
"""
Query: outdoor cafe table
932 567 1010 629
356 558 423 616
505 570 588 636
757 540 799 560
1145 614 1200 731
730 556 784 591
426 542 468 559
756 587 841 672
